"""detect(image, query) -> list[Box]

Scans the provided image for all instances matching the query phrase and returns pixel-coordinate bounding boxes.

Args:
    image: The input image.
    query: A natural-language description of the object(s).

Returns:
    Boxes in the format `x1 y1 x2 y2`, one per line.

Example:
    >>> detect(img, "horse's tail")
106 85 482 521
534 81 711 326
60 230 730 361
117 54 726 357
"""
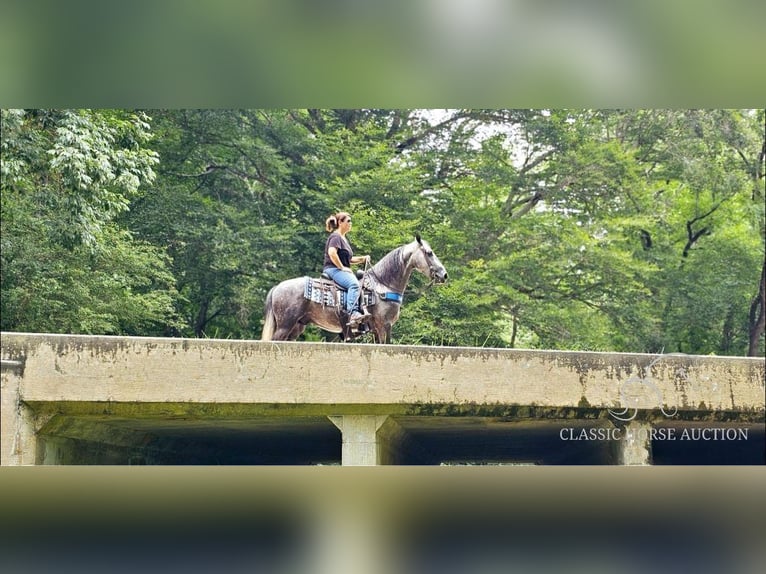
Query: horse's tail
260 287 277 341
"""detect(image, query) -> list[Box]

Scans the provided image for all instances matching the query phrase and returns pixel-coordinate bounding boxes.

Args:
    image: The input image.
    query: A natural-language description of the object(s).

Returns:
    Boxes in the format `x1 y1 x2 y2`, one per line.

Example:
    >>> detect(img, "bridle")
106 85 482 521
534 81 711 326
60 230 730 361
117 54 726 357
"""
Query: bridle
363 240 445 299
416 242 443 286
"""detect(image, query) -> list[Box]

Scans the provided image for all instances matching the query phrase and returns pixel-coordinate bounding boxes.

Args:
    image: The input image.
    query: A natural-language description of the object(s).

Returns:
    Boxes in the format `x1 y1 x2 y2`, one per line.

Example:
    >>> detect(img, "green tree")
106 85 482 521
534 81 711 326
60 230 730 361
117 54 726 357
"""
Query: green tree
1 109 180 334
384 109 764 354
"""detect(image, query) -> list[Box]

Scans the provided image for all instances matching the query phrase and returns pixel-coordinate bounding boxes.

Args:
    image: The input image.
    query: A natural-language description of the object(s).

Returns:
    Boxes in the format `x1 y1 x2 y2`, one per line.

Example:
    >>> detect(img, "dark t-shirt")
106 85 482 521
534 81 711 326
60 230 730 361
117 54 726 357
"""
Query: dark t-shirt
323 232 354 268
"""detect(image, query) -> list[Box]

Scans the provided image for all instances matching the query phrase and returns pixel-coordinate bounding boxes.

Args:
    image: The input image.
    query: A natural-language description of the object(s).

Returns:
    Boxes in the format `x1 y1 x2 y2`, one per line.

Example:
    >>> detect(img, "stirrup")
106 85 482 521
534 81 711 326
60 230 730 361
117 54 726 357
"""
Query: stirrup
347 312 368 326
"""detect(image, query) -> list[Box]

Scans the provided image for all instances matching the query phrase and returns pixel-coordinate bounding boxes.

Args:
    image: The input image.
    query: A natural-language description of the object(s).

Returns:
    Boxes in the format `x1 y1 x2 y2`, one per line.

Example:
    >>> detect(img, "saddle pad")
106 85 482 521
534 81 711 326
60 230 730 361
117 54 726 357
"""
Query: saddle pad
304 277 341 307
303 277 376 308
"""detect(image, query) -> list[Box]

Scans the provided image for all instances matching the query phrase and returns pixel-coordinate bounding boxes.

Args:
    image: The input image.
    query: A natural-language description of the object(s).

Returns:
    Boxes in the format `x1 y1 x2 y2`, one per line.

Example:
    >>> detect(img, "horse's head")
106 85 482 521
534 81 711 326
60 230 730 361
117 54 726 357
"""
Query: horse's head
412 233 448 283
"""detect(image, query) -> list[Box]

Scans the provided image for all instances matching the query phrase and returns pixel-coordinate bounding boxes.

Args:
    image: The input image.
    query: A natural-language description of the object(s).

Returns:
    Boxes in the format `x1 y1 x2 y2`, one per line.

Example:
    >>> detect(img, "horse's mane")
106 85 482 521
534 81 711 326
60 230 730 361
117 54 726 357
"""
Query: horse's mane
369 242 414 286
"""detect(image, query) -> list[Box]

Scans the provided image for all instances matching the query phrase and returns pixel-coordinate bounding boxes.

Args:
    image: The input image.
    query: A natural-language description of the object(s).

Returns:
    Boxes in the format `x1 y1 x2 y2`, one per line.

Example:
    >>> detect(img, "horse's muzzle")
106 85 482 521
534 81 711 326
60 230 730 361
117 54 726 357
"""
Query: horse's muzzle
432 269 448 283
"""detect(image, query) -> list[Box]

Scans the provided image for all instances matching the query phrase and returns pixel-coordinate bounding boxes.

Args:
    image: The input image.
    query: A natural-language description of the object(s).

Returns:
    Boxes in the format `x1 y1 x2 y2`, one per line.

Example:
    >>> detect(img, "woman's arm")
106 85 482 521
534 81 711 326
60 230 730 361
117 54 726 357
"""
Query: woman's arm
327 246 348 270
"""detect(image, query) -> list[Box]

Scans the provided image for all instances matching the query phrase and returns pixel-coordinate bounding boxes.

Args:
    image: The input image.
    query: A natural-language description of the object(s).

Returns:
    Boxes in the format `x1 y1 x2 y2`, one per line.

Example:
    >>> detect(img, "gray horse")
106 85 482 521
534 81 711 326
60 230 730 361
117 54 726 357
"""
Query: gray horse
261 234 447 343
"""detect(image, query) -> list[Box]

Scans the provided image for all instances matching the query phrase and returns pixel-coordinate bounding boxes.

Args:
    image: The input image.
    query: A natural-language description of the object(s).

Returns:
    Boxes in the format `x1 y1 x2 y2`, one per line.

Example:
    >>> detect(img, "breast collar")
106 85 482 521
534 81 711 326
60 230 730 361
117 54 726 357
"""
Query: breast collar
363 269 403 304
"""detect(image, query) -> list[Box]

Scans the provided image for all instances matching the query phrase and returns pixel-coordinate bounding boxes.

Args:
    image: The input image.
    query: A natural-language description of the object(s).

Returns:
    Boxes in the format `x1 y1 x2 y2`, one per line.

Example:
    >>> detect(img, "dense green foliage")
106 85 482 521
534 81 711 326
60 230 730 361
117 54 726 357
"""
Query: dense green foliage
2 109 764 355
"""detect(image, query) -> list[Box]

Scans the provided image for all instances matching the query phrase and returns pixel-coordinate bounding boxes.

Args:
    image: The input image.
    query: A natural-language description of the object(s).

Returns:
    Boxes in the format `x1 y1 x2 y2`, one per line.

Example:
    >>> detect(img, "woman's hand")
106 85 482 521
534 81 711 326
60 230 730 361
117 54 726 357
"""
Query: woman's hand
350 255 371 265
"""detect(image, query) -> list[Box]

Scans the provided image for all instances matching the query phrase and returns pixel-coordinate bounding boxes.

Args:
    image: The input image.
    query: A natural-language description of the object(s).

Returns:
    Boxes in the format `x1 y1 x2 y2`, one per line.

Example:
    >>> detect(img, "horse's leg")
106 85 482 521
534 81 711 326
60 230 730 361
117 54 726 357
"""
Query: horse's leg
272 324 295 340
373 328 389 344
372 320 393 344
369 317 387 344
287 322 306 340
273 291 318 340
271 311 303 340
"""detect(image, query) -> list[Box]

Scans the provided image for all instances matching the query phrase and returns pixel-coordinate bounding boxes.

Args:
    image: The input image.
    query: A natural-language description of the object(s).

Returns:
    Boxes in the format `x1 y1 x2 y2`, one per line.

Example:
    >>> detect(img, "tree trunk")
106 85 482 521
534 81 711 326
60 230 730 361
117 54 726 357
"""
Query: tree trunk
510 311 518 348
194 300 208 338
720 307 735 354
748 258 766 356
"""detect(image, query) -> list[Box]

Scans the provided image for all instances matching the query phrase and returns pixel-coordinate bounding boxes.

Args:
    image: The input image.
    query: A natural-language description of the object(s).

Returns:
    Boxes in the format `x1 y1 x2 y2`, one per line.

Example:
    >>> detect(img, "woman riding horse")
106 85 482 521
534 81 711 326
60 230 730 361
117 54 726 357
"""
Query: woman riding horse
261 223 447 343
322 212 371 327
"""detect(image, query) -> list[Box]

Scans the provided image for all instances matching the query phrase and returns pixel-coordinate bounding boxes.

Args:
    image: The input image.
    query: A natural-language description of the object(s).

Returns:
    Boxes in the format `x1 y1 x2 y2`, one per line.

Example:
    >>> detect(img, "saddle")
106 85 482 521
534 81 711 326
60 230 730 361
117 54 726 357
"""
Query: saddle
303 268 404 311
303 272 375 309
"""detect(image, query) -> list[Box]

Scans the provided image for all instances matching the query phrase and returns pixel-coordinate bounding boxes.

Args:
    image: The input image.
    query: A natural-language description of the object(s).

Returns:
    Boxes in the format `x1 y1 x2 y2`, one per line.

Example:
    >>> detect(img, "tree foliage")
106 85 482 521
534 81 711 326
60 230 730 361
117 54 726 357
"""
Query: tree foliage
2 108 764 356
1 109 180 334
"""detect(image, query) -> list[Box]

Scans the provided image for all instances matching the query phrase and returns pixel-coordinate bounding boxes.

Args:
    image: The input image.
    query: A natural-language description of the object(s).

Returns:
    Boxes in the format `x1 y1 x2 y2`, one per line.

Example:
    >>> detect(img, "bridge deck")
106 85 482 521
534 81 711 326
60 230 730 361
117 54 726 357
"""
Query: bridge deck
2 333 764 465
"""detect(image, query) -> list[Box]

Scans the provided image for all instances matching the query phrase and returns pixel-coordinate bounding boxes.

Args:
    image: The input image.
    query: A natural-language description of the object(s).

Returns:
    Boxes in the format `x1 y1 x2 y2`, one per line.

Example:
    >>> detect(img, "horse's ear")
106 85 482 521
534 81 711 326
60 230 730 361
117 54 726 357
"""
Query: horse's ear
415 232 422 245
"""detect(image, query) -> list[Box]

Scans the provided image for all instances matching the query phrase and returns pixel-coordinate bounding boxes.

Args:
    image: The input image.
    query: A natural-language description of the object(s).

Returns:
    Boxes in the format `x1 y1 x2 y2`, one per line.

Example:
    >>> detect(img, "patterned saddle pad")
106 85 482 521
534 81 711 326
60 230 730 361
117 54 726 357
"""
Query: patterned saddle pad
303 277 375 308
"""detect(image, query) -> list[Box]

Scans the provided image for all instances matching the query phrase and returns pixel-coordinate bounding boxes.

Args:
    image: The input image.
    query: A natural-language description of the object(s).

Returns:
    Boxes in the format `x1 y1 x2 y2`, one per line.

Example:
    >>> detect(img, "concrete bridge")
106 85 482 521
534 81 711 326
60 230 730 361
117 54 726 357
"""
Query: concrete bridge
2 333 764 465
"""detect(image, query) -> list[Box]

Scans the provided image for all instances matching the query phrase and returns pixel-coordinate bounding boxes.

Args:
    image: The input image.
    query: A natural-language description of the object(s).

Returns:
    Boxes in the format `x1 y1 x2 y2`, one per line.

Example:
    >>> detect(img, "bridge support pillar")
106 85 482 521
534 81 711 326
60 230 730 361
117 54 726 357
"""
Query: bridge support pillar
329 415 390 466
1 365 38 465
616 421 653 465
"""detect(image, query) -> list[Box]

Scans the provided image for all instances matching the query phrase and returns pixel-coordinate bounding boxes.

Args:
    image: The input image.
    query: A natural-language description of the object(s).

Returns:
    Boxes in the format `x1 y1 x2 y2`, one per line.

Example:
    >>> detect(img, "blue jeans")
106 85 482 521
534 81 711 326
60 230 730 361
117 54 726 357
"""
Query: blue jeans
323 267 360 313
